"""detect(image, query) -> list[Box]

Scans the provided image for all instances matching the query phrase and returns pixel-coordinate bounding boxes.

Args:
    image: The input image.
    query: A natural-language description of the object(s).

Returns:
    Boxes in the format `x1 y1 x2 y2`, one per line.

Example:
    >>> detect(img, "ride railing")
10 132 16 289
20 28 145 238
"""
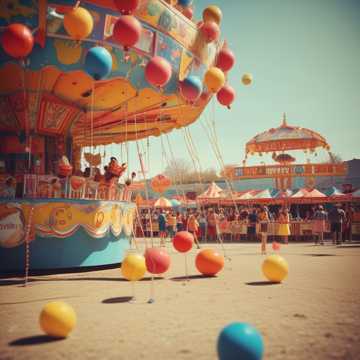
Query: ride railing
134 219 359 240
17 174 133 202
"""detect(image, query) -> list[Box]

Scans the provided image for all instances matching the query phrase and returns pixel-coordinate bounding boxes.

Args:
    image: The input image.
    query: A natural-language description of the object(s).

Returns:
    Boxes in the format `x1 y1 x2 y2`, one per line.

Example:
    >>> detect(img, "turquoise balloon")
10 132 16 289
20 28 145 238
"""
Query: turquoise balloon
217 323 264 360
84 46 112 80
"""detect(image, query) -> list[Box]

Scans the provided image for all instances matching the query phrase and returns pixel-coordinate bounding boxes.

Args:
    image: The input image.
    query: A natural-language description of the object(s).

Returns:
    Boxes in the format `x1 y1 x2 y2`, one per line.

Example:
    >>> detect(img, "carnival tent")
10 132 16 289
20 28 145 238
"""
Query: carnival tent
170 199 181 208
197 182 224 199
254 189 273 199
325 186 345 197
154 197 172 208
352 189 360 197
273 189 293 198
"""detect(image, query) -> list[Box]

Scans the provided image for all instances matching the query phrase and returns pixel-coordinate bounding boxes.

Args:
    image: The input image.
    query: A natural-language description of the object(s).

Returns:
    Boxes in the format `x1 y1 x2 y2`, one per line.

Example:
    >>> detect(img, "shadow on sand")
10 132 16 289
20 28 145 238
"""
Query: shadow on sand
9 335 64 346
102 296 133 304
170 274 216 282
246 281 281 286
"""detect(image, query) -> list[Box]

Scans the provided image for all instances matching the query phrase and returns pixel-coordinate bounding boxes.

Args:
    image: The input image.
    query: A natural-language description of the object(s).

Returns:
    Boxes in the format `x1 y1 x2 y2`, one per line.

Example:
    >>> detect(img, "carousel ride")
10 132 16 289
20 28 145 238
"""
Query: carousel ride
223 113 347 191
0 0 237 271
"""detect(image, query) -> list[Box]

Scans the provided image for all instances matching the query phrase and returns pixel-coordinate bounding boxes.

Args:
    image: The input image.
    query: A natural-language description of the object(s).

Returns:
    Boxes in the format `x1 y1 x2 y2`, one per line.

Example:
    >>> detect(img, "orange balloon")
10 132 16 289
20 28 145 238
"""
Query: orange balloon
195 248 224 276
64 7 94 40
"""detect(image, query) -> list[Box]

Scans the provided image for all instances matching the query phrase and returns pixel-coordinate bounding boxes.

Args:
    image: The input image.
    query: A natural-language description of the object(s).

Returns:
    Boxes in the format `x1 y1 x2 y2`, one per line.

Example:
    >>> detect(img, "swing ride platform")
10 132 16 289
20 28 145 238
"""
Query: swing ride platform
0 198 135 272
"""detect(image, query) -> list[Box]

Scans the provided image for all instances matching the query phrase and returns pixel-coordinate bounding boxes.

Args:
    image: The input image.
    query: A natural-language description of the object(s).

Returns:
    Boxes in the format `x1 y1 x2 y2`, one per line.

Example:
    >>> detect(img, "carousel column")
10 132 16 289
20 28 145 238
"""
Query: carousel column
72 143 82 175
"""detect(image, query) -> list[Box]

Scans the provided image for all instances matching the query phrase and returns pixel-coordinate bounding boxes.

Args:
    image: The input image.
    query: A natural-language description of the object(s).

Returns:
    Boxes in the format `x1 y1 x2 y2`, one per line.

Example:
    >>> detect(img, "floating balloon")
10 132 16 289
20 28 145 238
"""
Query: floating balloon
217 322 264 360
151 174 172 193
173 231 193 253
216 48 235 72
113 15 142 50
217 85 235 109
145 248 171 274
39 301 77 338
64 7 94 40
200 21 220 43
242 73 253 86
195 249 224 276
1 24 34 59
272 241 280 251
145 56 172 88
84 47 112 80
114 0 139 14
179 75 203 102
121 253 146 281
183 7 193 20
262 254 288 283
204 67 225 93
203 5 222 25
178 0 192 7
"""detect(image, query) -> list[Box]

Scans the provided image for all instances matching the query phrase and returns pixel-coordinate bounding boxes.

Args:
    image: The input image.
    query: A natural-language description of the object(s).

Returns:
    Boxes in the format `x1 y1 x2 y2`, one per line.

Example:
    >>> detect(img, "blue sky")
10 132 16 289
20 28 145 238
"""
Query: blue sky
102 0 360 178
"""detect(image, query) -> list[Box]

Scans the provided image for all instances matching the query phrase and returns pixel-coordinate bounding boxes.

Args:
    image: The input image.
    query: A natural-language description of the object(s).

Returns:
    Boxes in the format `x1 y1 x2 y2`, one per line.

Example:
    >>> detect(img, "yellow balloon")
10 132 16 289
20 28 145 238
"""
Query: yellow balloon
262 255 289 283
242 73 253 86
203 5 223 25
121 253 146 281
39 301 77 338
64 7 94 40
204 67 225 93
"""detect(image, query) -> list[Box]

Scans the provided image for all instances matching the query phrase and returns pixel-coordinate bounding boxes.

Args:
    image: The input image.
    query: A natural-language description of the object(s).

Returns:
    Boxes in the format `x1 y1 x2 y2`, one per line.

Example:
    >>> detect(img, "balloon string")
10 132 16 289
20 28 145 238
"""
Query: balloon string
24 206 34 287
90 81 95 176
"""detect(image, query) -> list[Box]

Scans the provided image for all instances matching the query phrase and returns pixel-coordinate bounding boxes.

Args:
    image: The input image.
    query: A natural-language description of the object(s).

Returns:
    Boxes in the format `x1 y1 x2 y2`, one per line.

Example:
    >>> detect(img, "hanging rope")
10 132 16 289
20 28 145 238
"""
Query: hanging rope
24 206 35 287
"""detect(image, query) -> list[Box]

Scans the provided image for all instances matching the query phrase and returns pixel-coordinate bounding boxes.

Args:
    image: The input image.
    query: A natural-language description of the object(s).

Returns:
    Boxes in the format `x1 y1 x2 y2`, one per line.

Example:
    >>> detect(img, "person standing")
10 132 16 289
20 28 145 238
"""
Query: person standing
312 205 328 245
158 209 167 246
278 208 290 244
247 208 258 242
258 206 270 254
187 212 201 249
328 205 346 245
167 211 177 239
207 208 219 242
198 211 207 241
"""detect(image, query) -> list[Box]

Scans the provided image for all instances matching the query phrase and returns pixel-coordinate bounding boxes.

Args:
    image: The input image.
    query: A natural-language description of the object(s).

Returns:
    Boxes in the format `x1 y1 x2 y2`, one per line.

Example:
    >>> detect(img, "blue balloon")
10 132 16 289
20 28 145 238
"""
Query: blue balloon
84 47 113 80
217 323 264 360
178 0 192 7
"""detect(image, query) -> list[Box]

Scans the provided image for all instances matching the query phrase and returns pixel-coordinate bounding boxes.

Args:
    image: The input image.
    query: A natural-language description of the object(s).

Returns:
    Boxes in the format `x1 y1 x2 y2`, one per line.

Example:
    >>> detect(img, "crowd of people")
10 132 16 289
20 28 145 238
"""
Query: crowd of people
137 203 353 254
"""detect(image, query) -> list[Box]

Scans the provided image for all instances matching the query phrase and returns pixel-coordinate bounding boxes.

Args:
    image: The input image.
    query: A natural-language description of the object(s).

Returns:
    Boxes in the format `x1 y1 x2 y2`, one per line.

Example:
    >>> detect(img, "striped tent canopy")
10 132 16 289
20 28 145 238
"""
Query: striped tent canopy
198 182 224 199
352 189 360 197
325 186 345 197
254 189 273 199
154 197 172 208
273 189 293 198
292 188 326 198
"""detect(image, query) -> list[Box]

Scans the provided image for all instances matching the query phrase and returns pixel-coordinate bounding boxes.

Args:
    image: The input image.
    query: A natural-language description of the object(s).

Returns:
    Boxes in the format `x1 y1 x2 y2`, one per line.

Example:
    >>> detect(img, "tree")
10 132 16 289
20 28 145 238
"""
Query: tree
164 158 191 184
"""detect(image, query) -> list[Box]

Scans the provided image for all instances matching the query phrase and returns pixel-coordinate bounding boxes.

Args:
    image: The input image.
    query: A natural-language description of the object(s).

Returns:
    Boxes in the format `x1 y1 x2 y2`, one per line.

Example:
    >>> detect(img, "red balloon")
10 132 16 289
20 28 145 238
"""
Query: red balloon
1 23 34 59
217 85 235 108
183 7 193 20
272 242 281 251
114 0 139 14
113 15 142 49
145 248 171 274
200 21 220 43
173 231 193 253
145 56 172 88
195 248 224 276
216 48 235 72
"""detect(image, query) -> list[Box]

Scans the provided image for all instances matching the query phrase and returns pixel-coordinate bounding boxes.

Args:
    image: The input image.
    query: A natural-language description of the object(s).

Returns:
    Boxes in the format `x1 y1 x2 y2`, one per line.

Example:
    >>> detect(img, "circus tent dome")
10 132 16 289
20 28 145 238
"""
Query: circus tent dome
246 113 330 155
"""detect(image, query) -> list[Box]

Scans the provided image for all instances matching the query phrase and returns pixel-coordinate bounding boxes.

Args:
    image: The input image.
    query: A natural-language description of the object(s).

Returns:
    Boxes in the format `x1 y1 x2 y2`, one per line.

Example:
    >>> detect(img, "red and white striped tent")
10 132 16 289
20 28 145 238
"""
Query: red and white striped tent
197 182 224 199
154 196 172 208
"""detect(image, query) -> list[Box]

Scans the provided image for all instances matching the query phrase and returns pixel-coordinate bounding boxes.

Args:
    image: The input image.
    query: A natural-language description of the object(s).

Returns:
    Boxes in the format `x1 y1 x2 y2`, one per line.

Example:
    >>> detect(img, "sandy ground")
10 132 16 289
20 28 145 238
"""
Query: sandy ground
0 241 360 360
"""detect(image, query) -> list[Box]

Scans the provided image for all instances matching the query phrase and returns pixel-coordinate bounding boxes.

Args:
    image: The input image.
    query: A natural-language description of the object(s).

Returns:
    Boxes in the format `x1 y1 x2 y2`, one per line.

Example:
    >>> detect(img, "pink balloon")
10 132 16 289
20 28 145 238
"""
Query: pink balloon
145 248 171 274
217 85 235 108
145 56 172 87
113 15 142 49
216 48 235 72
201 21 220 43
183 7 193 20
272 242 281 251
